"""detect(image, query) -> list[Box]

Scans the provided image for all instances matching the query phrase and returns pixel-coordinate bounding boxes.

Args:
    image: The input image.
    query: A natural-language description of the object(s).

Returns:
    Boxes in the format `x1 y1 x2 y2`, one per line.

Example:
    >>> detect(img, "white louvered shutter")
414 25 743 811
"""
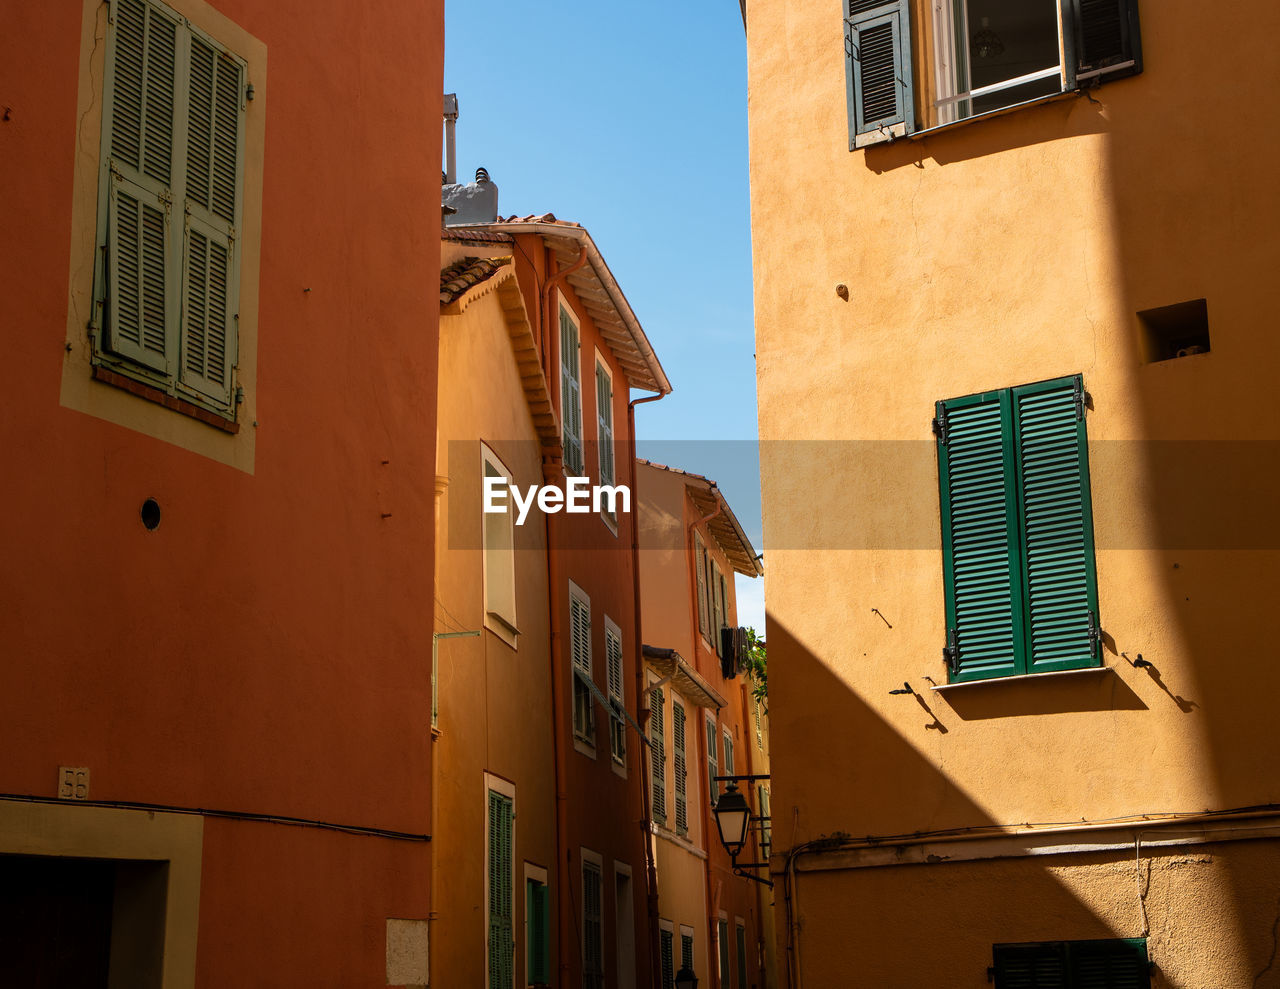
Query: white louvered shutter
695 535 709 639
596 364 614 489
104 0 179 372
560 310 582 473
607 628 625 764
673 701 687 835
181 32 242 404
651 687 666 824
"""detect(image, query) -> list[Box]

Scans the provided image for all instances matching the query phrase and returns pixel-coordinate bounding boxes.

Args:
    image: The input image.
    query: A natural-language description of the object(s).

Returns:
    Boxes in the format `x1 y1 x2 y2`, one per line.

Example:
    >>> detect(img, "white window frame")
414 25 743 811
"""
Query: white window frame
484 773 517 989
605 615 627 777
559 296 584 476
482 443 518 648
581 848 605 989
930 0 1069 126
570 581 596 758
594 349 618 535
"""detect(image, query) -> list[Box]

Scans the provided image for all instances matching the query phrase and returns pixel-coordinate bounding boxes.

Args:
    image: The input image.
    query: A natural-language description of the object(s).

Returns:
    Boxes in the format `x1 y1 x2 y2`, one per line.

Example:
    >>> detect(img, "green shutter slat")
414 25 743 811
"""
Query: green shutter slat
938 392 1025 681
844 0 914 145
993 942 1069 989
1069 0 1143 82
706 718 718 807
1013 378 1099 674
660 930 675 989
673 701 687 835
681 933 694 971
488 791 513 989
560 310 582 473
651 687 666 823
1069 939 1150 989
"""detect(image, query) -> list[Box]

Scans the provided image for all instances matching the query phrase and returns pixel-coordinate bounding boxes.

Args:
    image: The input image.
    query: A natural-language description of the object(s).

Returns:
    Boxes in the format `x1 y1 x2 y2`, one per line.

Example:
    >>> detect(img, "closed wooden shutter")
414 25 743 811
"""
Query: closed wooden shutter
681 933 694 972
526 881 549 985
844 0 914 146
993 939 1149 989
180 34 241 404
571 595 594 739
936 389 1025 682
596 364 614 489
706 717 718 807
487 791 514 989
582 860 603 987
607 628 626 764
1068 0 1143 84
695 535 709 639
660 929 674 989
718 919 730 985
650 687 666 824
711 563 724 656
723 732 735 777
1013 377 1100 674
560 309 583 473
103 0 178 372
672 700 687 835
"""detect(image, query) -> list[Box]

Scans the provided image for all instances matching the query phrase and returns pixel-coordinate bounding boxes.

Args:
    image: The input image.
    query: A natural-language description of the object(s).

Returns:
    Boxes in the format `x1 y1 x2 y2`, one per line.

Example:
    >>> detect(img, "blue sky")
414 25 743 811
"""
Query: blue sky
444 1 766 632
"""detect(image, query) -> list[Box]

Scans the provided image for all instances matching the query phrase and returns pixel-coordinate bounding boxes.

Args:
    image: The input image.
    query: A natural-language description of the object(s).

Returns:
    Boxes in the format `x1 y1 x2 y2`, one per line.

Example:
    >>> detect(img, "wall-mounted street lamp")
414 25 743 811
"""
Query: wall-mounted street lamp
675 966 698 989
711 775 773 888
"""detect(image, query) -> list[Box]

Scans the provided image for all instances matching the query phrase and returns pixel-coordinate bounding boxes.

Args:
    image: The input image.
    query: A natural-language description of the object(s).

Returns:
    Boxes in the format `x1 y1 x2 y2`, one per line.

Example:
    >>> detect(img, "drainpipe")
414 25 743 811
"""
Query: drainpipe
544 455 572 988
685 495 723 988
629 390 667 989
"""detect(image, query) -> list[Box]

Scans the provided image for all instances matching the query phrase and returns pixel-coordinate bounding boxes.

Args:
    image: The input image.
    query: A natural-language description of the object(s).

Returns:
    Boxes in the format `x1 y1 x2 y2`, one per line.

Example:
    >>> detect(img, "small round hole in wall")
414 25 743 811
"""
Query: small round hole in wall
140 498 161 531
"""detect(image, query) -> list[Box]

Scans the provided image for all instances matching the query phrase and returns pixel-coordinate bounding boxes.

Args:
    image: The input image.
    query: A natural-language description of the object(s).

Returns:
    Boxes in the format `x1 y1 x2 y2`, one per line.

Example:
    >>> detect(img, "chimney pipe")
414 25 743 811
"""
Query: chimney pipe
443 93 458 184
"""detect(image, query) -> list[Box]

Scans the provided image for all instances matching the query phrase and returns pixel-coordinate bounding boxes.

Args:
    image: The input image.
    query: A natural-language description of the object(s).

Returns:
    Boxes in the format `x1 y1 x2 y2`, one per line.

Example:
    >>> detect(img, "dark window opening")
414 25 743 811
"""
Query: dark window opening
1138 299 1210 363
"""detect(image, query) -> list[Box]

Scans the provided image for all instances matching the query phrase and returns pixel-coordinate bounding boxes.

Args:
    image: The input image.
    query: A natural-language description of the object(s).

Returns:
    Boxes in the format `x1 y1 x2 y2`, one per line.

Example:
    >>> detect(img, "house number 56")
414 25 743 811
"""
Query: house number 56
58 766 90 801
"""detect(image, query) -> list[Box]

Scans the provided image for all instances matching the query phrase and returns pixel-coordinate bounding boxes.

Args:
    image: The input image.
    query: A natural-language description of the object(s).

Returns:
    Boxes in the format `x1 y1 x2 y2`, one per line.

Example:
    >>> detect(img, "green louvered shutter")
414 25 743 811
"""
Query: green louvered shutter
736 925 748 989
718 919 731 985
561 309 583 473
596 364 614 489
937 389 1026 682
1070 939 1150 989
681 933 694 971
695 536 709 639
181 32 242 406
1067 0 1143 86
660 929 675 989
582 861 603 988
1012 376 1100 674
844 0 914 148
992 942 1069 988
103 0 179 372
651 687 666 824
706 717 718 807
526 881 550 985
488 791 513 989
673 701 688 835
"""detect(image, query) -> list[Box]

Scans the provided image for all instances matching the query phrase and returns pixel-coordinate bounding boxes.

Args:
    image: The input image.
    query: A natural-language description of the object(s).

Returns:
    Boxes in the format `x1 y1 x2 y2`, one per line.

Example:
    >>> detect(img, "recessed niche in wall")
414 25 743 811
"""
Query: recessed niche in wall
1138 299 1210 364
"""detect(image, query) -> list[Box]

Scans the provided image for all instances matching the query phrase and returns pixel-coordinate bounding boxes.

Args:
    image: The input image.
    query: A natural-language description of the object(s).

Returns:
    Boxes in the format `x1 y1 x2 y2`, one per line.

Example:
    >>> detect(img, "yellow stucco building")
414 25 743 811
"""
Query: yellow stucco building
744 0 1280 985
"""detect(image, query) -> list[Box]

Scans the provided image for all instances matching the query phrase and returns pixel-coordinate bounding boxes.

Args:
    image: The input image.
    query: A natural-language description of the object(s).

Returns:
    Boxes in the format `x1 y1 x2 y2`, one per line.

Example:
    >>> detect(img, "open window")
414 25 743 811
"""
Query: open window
845 0 1143 145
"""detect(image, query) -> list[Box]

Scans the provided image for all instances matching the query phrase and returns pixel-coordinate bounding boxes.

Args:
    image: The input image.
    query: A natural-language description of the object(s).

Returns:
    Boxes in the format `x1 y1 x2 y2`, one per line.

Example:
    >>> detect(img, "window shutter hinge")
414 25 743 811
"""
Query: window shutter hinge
1073 377 1090 421
1087 612 1101 655
246 83 255 102
943 628 959 675
932 414 948 445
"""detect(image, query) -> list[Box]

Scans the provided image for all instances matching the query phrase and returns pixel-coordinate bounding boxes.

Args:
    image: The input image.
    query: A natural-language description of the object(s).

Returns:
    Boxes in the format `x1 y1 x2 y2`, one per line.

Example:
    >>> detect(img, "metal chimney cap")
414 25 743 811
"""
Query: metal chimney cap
443 93 458 119
475 167 490 183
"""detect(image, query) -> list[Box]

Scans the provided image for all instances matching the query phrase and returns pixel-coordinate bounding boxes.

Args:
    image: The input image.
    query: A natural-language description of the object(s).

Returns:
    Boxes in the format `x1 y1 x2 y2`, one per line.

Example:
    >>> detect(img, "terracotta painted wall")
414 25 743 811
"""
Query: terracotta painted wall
433 243 557 986
746 0 1280 984
508 234 655 989
0 0 443 982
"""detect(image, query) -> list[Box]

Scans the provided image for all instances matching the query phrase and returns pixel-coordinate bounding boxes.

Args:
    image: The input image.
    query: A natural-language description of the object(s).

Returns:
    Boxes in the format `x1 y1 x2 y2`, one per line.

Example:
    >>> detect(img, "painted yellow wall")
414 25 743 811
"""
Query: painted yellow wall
434 248 556 986
746 0 1280 983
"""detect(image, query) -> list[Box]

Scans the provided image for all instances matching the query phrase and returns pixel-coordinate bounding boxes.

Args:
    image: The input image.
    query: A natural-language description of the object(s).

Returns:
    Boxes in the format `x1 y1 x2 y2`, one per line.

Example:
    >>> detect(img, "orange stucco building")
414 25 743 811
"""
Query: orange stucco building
434 200 672 987
1 0 443 983
636 460 772 989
